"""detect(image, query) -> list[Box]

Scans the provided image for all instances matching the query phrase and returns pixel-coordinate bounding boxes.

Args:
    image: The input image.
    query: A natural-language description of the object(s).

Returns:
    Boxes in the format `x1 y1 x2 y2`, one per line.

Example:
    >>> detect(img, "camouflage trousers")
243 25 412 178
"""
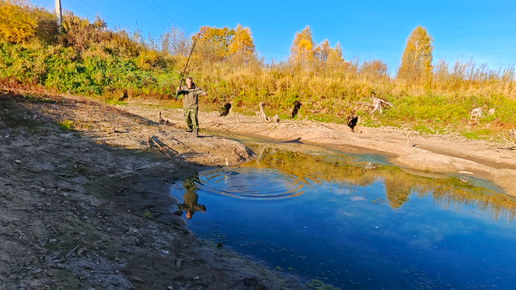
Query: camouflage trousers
184 107 199 129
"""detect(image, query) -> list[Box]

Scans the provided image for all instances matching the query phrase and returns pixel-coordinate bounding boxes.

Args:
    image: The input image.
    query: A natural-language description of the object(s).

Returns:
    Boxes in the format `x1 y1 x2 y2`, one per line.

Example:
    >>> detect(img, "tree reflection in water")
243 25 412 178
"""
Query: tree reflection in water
242 143 516 222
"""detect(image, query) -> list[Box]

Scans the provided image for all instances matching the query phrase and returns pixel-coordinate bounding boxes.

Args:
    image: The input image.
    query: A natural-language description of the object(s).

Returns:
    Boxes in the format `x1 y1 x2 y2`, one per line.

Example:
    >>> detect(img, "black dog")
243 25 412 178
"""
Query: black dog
291 101 301 118
219 102 231 116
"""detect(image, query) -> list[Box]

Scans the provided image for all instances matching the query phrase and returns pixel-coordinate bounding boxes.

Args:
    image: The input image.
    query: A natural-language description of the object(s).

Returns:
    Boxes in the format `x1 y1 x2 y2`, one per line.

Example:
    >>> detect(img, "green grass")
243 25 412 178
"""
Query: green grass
463 129 492 139
58 119 74 131
106 99 127 106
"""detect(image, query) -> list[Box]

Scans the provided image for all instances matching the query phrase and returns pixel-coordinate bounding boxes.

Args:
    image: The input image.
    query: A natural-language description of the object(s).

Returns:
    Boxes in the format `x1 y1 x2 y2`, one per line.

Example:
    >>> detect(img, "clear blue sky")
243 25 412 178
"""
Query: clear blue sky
31 0 516 74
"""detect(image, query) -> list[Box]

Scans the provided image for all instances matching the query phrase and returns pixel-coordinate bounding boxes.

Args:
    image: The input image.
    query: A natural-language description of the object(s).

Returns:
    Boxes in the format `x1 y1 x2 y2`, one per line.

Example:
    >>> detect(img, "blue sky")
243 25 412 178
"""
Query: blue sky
31 0 516 74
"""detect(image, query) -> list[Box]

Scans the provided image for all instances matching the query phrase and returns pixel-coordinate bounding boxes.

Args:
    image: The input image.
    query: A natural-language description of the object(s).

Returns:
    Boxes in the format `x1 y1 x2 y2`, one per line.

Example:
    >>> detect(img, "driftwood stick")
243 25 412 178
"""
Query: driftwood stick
499 133 516 147
255 102 268 122
369 97 393 116
509 128 516 138
149 137 174 158
150 137 163 150
469 107 482 124
66 244 80 258
255 102 279 123
158 111 170 124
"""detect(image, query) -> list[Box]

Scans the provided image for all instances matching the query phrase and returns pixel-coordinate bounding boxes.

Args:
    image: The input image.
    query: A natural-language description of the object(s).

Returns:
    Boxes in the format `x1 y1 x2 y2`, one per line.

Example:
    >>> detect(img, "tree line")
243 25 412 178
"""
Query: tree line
1 0 515 133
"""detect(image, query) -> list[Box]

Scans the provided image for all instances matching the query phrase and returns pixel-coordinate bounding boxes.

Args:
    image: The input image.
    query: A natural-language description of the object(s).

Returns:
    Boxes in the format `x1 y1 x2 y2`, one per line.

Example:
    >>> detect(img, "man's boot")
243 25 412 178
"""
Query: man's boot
194 128 198 137
186 126 193 132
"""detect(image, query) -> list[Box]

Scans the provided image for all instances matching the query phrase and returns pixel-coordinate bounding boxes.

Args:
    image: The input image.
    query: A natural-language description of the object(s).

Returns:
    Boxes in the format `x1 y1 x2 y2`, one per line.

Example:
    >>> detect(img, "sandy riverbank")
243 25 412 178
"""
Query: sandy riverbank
123 100 516 196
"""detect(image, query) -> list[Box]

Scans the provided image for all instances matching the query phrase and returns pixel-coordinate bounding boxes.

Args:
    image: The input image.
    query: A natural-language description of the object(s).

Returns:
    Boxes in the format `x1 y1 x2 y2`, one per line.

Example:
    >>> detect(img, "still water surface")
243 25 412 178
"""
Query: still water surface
170 142 516 289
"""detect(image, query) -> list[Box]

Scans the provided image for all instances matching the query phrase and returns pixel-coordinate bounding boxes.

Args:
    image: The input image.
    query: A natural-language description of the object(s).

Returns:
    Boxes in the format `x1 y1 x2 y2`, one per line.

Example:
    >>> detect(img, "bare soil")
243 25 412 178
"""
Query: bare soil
0 92 303 290
2 91 516 290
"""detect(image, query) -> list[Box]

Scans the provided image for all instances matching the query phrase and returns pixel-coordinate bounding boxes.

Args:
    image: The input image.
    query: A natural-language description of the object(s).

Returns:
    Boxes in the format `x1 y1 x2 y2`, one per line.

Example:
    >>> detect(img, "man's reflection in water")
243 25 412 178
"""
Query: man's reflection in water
176 175 206 219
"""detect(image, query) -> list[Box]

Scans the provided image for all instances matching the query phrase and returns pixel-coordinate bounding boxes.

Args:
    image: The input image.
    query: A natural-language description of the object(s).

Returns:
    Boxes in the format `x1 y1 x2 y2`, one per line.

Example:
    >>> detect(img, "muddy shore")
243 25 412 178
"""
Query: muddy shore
0 92 304 290
2 91 516 290
122 100 516 195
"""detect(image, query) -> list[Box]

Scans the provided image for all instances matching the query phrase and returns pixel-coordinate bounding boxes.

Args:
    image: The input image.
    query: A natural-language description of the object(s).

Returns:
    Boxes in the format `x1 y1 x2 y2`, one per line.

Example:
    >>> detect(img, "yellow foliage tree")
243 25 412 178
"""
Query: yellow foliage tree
196 26 235 61
397 25 433 84
314 39 331 63
326 42 343 65
228 24 255 57
0 0 37 43
289 26 314 65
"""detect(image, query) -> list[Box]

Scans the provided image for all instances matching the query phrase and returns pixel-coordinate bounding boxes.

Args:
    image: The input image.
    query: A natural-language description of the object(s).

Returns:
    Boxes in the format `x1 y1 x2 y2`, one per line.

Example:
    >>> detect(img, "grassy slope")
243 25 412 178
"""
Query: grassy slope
1 2 515 141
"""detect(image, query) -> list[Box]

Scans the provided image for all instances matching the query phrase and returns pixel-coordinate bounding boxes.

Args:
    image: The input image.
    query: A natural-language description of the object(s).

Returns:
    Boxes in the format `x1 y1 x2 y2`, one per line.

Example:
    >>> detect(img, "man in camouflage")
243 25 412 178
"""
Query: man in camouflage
176 77 207 136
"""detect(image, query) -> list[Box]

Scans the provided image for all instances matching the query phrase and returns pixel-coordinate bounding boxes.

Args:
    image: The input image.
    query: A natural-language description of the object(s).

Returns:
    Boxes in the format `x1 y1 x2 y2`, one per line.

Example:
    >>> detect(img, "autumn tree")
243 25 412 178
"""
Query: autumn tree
289 26 314 65
314 39 330 63
396 25 433 84
326 42 344 66
195 26 235 62
160 26 189 56
0 0 36 43
228 24 255 58
360 59 389 80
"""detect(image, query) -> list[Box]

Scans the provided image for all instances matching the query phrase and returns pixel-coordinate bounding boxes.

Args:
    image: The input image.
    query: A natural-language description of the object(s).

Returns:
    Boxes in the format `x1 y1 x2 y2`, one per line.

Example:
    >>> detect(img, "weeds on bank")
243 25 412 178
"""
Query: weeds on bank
58 119 74 131
0 1 514 136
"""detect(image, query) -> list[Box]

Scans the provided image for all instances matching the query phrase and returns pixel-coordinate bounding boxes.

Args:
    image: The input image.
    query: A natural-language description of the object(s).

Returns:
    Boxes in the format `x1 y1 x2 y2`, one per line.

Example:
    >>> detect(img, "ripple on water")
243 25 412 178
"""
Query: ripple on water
198 167 309 200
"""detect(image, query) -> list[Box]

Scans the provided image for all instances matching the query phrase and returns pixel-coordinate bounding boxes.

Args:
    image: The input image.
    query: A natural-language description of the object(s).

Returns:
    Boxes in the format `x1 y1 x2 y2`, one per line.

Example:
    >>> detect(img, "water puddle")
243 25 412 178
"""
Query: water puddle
170 141 516 289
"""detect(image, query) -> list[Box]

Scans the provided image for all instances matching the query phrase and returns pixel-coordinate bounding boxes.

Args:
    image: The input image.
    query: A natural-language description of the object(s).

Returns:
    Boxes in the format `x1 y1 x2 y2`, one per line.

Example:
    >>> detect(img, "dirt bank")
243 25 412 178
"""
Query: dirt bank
122 100 516 196
0 92 304 290
2 91 515 290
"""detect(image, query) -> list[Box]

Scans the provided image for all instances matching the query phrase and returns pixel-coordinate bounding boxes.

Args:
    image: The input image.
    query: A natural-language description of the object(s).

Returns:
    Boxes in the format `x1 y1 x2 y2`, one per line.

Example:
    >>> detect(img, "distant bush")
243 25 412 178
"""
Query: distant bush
0 0 37 43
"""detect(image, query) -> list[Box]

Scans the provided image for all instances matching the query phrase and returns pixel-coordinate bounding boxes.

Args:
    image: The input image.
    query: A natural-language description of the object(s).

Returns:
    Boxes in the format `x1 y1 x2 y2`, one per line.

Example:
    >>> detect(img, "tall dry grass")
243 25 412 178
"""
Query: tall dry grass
1 1 515 133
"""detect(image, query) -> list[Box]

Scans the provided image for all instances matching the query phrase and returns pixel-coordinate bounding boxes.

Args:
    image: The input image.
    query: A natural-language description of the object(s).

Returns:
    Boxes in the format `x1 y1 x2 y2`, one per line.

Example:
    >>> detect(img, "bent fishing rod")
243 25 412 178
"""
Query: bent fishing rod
174 36 198 102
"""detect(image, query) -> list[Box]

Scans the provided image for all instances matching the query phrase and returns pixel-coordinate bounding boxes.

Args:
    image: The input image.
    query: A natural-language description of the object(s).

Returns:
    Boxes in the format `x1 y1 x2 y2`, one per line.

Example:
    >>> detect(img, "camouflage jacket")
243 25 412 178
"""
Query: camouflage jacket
177 85 206 109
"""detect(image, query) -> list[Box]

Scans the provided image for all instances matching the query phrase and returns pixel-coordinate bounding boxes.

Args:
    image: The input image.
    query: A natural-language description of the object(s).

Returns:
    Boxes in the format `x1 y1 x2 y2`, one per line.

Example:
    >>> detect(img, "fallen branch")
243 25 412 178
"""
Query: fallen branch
499 132 516 148
469 107 482 124
369 97 393 116
148 136 177 158
255 102 279 123
158 111 170 125
66 244 80 258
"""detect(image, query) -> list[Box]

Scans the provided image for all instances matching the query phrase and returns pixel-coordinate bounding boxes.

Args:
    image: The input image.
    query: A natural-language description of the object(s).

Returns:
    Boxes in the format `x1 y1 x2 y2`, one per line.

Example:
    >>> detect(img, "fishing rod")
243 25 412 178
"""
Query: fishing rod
174 36 198 102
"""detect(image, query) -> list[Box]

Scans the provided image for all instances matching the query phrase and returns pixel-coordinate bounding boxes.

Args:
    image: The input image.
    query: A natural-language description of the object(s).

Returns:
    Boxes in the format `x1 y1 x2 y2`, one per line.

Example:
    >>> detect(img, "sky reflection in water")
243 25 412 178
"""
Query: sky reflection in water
170 143 516 289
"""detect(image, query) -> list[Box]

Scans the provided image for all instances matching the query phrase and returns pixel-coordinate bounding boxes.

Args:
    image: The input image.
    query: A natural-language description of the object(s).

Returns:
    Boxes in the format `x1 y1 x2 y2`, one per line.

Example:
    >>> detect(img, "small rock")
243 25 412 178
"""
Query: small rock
77 247 88 256
130 276 145 283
